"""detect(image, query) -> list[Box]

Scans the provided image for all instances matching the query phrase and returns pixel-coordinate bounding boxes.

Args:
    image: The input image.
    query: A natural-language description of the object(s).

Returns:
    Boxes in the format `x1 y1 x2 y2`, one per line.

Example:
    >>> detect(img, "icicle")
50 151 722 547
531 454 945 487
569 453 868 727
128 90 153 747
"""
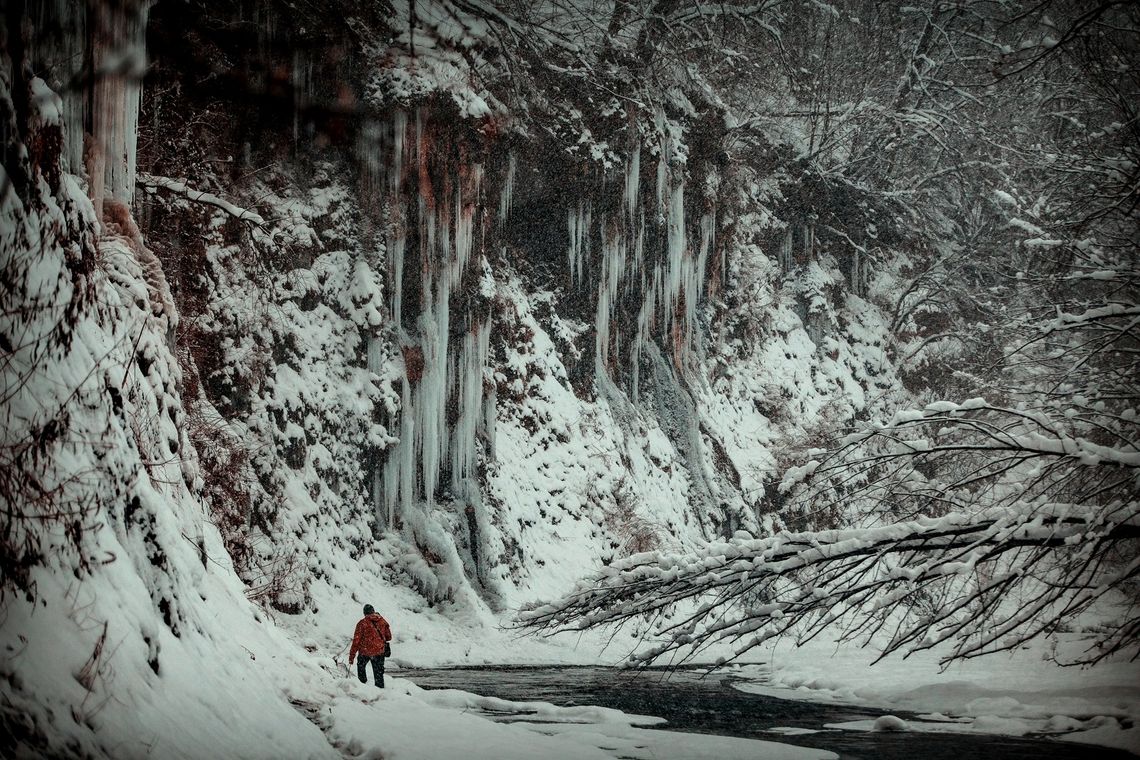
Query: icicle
367 334 385 375
654 109 669 211
595 220 627 374
419 220 456 508
417 309 444 509
357 119 384 195
567 208 578 284
384 113 411 330
498 153 516 224
595 293 609 375
390 231 405 328
779 228 793 271
398 382 415 518
450 321 491 493
624 145 640 223
375 110 499 521
664 181 686 332
567 201 591 287
67 4 89 176
392 111 408 195
688 211 714 337
382 376 415 525
453 164 481 287
28 1 89 174
630 174 696 387
698 213 714 278
581 203 592 282
632 213 645 279
670 210 714 367
631 294 655 402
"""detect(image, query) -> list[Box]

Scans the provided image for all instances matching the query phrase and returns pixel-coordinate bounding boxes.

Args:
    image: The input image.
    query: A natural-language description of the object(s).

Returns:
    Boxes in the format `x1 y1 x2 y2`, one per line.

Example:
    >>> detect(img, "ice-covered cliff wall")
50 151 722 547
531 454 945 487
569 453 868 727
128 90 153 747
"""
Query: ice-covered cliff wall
6 0 912 646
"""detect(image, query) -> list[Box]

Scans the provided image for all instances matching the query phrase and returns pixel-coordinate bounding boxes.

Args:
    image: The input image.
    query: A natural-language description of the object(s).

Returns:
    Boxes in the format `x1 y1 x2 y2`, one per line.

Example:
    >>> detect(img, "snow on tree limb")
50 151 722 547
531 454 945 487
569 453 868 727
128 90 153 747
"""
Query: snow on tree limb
517 504 1140 668
137 173 267 227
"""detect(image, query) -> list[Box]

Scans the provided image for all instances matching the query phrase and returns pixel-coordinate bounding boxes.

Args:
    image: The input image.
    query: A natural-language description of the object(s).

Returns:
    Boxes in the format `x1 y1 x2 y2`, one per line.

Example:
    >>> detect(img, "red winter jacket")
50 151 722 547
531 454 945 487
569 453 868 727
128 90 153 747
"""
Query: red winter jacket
349 613 391 661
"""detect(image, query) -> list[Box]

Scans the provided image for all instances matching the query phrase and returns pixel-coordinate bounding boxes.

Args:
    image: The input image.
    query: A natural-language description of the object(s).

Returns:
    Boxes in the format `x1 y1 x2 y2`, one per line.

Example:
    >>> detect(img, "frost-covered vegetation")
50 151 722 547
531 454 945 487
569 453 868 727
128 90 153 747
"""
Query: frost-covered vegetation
2 0 1137 757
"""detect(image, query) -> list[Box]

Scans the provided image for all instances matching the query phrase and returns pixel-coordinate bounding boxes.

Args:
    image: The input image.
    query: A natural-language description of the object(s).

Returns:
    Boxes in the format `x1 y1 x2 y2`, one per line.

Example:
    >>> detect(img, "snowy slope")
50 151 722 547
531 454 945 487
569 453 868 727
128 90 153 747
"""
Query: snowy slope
0 128 331 754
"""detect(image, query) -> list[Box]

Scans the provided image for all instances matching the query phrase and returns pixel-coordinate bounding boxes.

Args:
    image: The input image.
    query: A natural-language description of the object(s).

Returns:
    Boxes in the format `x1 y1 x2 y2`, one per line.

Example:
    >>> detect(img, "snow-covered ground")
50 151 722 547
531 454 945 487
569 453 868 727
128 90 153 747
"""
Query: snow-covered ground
7 557 841 760
11 543 1135 760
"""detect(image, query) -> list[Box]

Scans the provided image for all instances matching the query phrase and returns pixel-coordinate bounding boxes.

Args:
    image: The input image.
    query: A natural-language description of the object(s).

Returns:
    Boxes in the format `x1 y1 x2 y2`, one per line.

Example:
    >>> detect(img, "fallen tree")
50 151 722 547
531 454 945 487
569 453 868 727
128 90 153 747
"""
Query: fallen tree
517 506 1139 667
517 400 1140 668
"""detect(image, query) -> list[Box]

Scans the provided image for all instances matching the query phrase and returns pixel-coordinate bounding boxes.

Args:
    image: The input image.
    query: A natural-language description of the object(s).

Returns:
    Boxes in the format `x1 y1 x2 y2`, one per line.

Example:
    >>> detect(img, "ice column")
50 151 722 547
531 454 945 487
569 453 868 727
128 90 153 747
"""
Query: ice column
90 0 149 213
379 113 494 519
27 1 89 175
595 221 627 372
391 111 408 194
382 377 416 525
624 145 640 223
779 228 794 271
415 216 451 510
450 321 491 493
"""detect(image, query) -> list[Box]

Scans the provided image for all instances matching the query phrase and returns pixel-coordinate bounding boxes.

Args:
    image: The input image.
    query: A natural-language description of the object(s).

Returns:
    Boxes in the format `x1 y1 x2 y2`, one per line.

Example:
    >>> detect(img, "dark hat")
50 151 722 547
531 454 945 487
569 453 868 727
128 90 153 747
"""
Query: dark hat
363 604 375 615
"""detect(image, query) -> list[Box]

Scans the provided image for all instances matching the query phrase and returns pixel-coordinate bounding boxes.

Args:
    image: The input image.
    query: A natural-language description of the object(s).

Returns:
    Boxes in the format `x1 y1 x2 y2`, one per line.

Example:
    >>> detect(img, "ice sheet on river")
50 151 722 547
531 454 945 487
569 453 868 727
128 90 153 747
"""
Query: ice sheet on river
730 638 1140 754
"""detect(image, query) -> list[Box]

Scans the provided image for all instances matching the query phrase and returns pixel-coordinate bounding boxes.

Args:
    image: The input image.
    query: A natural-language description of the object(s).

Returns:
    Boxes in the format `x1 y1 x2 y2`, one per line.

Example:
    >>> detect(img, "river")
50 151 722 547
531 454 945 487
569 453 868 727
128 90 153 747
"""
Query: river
406 665 1131 759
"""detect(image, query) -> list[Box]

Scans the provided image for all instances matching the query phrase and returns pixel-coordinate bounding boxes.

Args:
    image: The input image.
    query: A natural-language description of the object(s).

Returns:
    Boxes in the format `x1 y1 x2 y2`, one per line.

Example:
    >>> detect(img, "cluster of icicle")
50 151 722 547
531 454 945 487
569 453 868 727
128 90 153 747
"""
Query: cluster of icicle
361 106 727 530
363 111 505 529
569 115 717 400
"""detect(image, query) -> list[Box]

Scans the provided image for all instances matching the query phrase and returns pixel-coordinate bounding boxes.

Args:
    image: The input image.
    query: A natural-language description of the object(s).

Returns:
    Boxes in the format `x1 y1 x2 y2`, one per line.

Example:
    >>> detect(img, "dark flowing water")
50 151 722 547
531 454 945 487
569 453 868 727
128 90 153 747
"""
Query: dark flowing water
405 665 1131 760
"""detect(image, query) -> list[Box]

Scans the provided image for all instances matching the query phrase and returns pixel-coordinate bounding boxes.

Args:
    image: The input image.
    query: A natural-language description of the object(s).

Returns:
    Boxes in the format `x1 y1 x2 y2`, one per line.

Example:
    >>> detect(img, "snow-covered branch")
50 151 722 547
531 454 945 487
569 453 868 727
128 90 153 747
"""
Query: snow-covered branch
517 503 1140 668
137 173 267 227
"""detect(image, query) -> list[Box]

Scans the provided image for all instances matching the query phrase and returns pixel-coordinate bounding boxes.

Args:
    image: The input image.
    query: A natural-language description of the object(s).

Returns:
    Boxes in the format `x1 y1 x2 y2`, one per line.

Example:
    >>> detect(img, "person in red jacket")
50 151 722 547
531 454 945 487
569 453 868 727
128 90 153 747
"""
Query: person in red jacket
348 604 392 688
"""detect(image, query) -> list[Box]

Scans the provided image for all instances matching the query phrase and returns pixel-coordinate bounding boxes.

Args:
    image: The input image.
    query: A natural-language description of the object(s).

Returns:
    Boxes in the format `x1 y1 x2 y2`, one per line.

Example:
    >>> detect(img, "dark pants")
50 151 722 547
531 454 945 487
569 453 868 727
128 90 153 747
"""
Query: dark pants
357 654 385 687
